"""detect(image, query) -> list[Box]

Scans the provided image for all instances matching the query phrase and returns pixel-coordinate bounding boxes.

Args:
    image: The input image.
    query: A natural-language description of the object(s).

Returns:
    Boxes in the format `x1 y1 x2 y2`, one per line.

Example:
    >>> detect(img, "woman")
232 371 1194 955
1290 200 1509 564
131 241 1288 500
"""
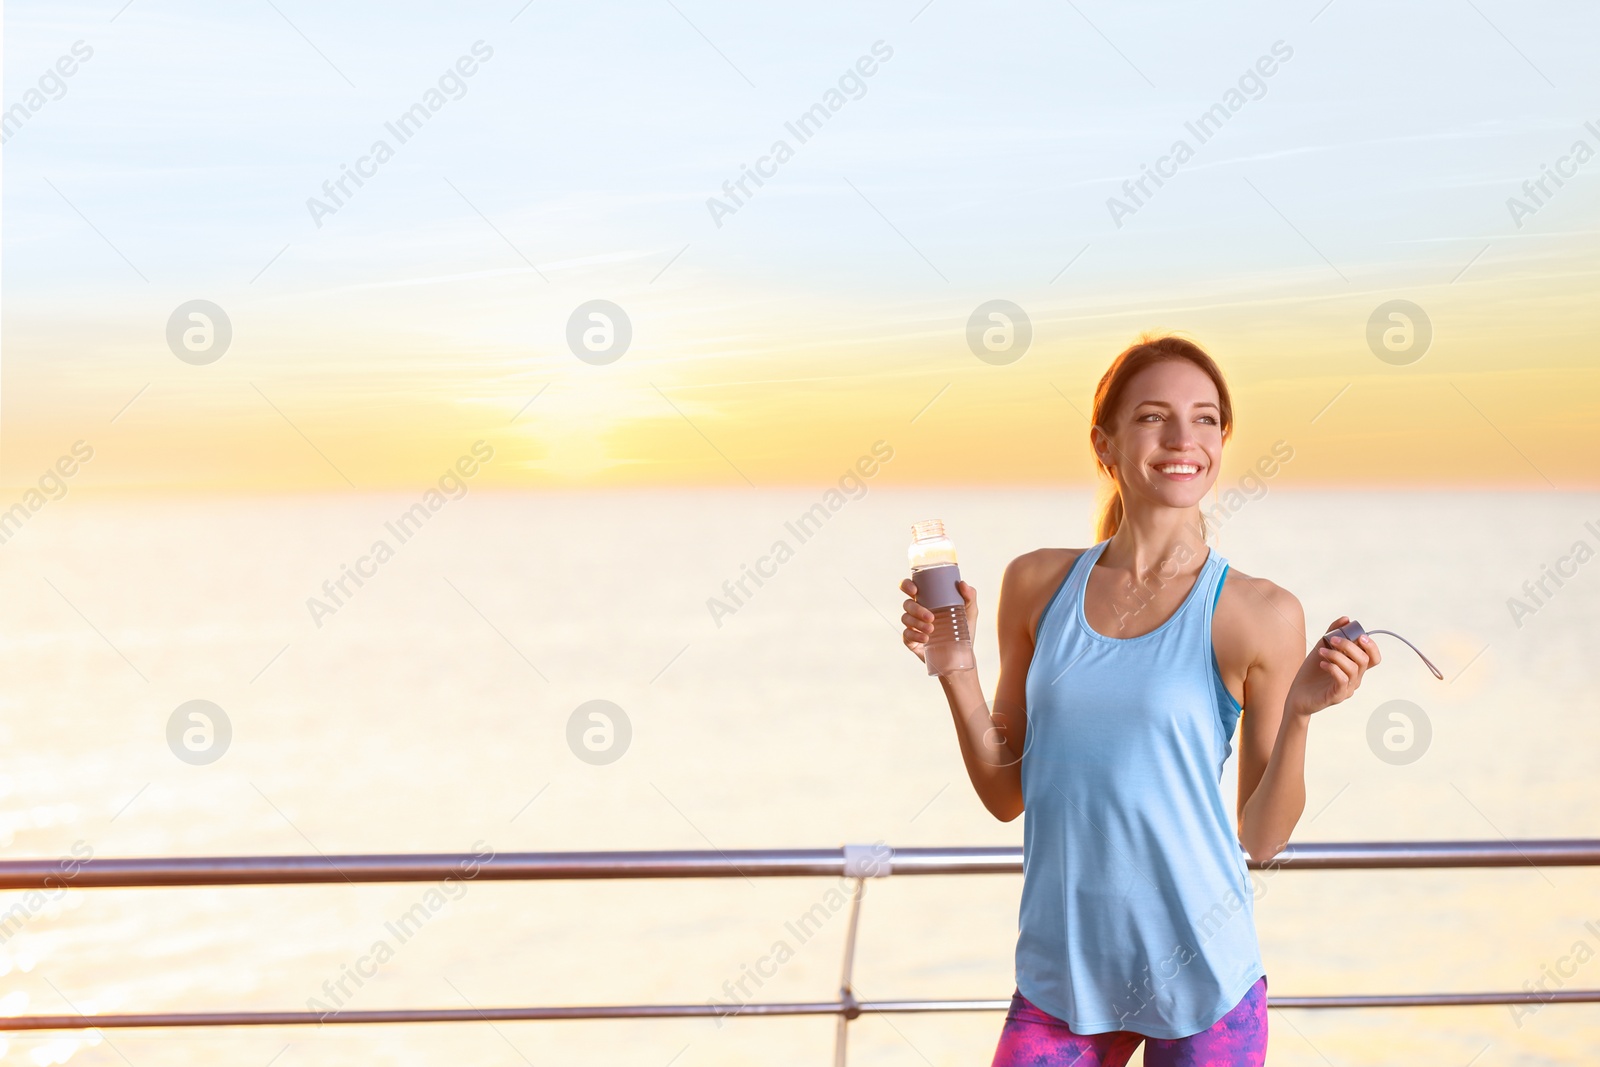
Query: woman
899 334 1381 1066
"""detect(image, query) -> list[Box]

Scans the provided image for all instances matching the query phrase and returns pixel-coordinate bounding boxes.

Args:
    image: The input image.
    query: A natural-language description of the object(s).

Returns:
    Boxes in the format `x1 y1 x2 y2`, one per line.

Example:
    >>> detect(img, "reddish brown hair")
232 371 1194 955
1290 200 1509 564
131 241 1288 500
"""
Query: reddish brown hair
1090 333 1233 542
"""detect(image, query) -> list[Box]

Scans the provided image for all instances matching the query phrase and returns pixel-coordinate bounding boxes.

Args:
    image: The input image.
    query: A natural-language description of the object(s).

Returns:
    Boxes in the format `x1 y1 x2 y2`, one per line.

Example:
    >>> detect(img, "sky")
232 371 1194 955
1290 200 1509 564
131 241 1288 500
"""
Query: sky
3 0 1597 491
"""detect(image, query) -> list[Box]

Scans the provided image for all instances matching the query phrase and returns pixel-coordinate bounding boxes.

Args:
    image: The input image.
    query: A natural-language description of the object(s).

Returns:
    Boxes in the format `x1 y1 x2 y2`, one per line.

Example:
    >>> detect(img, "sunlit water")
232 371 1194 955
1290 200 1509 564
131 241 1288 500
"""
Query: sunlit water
0 487 1595 1065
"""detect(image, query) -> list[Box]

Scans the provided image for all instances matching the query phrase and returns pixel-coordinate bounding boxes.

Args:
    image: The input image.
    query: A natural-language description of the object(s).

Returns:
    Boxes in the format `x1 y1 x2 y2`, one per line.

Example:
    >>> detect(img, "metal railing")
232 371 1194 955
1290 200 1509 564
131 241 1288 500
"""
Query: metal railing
1 839 1596 1064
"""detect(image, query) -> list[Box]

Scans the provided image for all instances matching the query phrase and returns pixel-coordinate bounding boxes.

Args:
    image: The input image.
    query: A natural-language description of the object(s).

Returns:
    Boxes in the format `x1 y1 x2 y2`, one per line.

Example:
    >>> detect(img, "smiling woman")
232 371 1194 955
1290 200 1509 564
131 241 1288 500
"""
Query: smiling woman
900 331 1388 1064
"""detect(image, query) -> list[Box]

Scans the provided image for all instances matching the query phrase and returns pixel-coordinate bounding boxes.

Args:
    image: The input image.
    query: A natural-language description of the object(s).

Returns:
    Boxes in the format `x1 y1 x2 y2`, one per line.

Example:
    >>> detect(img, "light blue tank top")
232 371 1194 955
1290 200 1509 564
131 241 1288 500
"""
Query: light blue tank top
1015 538 1264 1039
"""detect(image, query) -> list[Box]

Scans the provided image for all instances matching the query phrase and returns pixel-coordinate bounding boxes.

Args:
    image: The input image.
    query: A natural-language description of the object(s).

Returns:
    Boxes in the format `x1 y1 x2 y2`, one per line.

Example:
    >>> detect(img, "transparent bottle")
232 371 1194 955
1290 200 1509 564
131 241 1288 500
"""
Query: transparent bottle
909 519 975 676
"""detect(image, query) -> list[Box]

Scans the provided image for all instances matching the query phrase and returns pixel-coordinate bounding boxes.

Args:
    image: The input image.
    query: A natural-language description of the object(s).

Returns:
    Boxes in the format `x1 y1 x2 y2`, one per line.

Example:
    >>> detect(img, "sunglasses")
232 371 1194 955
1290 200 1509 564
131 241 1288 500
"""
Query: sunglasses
1321 620 1443 680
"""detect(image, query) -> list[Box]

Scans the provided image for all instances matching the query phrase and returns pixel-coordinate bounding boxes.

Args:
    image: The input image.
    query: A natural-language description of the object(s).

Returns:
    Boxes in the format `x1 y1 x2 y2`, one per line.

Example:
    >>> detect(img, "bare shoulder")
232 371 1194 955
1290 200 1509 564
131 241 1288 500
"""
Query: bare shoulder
1215 563 1306 668
1000 547 1089 644
1218 565 1302 619
1003 546 1087 592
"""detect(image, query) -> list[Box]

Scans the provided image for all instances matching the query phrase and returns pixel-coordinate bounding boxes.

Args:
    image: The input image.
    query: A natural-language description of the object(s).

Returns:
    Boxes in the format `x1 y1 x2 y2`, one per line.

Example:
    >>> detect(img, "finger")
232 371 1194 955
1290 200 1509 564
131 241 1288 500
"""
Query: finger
1321 642 1360 669
1319 655 1354 686
1318 646 1357 681
901 579 917 596
1351 637 1374 669
901 611 932 634
1336 635 1370 667
1327 635 1372 669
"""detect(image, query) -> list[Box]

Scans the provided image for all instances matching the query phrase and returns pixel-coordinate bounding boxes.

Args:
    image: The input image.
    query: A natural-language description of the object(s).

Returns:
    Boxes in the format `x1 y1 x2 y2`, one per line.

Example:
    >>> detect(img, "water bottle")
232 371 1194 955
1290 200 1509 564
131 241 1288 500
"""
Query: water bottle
909 519 975 676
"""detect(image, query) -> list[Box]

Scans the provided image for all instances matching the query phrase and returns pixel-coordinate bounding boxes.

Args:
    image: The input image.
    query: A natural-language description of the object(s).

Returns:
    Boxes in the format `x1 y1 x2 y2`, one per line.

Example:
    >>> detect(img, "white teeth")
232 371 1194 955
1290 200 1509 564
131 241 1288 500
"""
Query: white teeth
1157 464 1199 474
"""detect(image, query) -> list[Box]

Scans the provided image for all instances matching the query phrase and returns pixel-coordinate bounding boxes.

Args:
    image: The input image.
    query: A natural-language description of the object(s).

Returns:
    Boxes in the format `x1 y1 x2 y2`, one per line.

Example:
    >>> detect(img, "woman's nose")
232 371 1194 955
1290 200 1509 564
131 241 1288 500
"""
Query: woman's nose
1162 422 1196 448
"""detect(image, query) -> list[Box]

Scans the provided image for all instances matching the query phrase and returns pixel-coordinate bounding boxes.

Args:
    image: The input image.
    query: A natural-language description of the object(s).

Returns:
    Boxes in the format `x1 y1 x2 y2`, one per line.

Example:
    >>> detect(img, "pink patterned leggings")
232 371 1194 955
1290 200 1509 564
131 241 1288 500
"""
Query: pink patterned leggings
990 976 1268 1066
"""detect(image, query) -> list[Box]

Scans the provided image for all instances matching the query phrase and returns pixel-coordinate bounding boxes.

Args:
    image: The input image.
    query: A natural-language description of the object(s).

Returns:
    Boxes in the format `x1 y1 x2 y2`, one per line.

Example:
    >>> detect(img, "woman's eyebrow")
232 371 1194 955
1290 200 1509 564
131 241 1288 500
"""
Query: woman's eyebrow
1132 399 1220 410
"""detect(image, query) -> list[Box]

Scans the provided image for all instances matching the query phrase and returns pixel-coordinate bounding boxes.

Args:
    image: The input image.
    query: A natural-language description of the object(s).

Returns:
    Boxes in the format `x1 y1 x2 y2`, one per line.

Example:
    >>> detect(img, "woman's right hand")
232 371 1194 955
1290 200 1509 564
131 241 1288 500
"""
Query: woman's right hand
900 577 979 665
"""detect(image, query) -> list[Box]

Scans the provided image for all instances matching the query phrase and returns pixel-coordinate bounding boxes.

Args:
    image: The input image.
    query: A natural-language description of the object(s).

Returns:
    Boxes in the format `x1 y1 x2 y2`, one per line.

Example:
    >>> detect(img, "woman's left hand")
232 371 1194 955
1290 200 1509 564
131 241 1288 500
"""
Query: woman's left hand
1287 616 1382 718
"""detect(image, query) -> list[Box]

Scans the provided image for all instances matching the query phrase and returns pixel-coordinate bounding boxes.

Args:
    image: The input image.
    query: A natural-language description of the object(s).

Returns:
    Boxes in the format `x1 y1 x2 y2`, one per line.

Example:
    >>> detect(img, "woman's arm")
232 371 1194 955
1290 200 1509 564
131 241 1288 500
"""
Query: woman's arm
1236 583 1381 861
903 553 1057 822
935 666 1023 822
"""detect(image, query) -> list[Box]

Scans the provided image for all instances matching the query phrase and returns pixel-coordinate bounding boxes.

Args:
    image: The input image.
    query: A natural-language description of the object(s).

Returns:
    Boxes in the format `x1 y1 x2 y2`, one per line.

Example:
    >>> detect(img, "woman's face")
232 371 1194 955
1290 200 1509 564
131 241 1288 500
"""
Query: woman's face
1092 359 1224 516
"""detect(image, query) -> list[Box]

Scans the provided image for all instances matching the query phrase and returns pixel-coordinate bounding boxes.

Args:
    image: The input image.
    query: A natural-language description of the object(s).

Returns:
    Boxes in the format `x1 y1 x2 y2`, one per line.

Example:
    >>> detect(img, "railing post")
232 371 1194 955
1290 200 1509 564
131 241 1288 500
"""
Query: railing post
833 876 866 1067
833 844 891 1066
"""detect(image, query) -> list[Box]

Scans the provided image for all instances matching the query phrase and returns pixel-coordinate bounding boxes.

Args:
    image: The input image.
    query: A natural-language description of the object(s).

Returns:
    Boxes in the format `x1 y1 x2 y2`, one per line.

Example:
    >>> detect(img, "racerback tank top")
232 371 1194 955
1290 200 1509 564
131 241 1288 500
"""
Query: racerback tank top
1014 537 1265 1039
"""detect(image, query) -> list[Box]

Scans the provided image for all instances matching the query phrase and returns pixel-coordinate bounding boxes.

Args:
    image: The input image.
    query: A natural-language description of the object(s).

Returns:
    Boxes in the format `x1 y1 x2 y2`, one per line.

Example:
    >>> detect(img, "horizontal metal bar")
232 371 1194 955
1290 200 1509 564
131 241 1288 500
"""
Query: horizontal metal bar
0 849 857 889
1 839 1596 889
1263 838 1600 870
4 990 1599 1031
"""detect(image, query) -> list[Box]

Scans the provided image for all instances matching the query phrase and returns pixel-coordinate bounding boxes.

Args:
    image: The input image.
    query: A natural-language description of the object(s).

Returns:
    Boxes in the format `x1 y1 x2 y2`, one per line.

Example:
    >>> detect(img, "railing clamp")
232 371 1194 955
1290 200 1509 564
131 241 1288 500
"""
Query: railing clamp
842 843 892 878
838 988 862 1022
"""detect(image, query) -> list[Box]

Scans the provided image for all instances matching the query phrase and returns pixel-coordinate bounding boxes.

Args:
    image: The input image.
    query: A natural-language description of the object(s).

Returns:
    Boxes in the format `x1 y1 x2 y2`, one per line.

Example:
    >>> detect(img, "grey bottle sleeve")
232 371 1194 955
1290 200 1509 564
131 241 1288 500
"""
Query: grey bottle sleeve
912 564 964 610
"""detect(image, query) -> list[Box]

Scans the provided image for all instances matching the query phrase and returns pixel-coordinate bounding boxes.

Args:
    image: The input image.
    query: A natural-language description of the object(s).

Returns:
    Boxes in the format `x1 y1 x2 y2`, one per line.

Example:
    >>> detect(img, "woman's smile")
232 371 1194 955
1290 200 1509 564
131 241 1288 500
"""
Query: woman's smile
1152 460 1204 481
